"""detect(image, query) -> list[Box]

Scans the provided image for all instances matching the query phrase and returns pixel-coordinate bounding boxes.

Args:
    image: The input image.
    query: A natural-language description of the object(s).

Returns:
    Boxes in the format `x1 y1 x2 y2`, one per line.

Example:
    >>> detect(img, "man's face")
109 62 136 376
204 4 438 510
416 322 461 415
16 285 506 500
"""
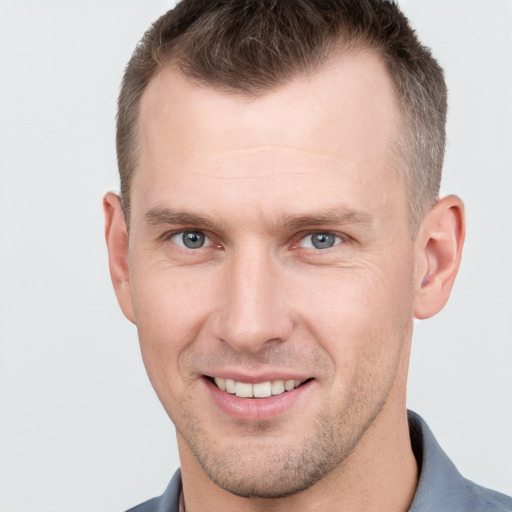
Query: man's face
126 52 418 497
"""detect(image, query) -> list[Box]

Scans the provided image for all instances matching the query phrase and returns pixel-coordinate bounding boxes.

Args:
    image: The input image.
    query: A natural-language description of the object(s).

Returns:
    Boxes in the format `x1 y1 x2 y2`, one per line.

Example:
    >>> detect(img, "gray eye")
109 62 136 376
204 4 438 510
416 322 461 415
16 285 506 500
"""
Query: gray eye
300 233 341 249
177 231 206 249
309 233 338 249
298 232 342 250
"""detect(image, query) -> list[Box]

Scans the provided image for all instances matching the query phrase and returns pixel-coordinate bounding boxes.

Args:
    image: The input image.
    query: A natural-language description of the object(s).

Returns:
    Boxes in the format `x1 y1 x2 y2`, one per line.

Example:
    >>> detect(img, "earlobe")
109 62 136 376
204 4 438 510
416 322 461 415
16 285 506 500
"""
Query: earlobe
413 195 466 320
103 192 136 323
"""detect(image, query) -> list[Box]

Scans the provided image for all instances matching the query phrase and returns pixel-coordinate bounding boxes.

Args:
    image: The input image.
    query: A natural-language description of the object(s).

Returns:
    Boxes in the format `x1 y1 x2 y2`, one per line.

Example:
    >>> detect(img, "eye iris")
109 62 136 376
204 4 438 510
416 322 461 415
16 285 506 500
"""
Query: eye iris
182 231 205 248
311 233 335 249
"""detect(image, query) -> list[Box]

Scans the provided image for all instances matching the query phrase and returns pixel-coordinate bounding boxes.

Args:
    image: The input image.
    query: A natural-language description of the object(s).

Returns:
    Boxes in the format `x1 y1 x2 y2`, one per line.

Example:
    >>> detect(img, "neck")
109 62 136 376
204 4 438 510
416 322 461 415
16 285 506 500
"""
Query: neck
178 401 418 512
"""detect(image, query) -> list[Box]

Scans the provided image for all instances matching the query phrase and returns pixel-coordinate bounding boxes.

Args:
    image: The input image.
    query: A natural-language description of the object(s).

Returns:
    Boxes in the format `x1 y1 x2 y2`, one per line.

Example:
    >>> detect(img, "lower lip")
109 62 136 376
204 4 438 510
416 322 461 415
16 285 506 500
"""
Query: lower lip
204 378 313 422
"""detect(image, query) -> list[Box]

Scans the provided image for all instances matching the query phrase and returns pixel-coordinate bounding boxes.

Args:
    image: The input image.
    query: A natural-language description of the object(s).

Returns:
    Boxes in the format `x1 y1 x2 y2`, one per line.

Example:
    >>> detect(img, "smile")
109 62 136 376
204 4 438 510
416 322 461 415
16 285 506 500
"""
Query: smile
210 377 308 398
205 375 315 421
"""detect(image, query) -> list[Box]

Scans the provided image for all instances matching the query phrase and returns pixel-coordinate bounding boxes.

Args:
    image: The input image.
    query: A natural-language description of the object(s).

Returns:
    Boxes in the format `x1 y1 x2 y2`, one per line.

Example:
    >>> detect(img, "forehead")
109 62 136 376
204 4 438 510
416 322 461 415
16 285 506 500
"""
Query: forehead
139 50 400 154
133 51 405 228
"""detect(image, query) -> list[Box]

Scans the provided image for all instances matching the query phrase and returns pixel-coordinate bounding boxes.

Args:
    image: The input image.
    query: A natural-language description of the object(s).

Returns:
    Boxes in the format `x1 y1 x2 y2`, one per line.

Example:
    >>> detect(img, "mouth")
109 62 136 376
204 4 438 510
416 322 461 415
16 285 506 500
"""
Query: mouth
207 376 313 398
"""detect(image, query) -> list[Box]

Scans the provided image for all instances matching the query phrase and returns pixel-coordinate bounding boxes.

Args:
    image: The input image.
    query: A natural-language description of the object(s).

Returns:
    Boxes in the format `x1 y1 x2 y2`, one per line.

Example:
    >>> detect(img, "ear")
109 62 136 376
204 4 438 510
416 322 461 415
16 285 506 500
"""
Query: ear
103 192 135 323
413 195 466 320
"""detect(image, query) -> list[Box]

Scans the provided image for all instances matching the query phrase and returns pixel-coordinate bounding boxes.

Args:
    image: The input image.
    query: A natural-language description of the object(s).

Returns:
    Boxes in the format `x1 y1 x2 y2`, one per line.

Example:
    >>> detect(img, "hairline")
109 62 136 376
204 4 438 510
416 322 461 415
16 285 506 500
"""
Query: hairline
122 47 425 239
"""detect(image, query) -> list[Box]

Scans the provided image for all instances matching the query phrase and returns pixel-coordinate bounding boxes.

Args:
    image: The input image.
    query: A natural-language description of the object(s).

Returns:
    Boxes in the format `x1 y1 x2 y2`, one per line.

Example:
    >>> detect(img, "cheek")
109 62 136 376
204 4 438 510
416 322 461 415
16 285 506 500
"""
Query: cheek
295 261 414 371
129 265 217 389
131 261 215 334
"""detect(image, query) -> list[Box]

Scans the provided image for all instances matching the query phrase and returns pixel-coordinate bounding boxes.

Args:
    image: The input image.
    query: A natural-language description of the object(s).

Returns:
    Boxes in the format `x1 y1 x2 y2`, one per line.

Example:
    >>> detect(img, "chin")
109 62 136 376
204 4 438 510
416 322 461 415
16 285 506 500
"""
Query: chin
197 446 333 499
181 410 366 500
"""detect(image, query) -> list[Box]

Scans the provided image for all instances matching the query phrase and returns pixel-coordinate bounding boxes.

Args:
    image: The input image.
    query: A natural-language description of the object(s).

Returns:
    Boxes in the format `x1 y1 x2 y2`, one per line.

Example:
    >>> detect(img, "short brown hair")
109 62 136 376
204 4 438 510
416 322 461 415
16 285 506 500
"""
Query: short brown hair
117 0 447 234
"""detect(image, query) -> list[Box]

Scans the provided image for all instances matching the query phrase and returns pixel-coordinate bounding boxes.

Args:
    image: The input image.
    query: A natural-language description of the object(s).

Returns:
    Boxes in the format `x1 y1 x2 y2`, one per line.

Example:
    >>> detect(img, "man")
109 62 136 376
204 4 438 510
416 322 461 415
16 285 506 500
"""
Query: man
103 1 512 511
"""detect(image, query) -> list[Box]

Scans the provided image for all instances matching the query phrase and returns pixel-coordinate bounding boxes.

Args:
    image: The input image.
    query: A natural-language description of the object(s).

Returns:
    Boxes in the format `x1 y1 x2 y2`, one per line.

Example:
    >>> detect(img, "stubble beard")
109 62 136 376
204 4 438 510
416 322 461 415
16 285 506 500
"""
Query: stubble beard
167 306 413 500
175 386 390 499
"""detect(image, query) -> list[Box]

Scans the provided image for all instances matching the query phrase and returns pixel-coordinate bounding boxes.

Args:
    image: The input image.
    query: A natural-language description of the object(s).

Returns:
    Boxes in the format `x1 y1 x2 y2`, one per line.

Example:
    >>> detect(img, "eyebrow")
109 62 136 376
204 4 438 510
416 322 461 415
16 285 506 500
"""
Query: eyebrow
145 208 218 229
275 207 373 231
143 205 373 232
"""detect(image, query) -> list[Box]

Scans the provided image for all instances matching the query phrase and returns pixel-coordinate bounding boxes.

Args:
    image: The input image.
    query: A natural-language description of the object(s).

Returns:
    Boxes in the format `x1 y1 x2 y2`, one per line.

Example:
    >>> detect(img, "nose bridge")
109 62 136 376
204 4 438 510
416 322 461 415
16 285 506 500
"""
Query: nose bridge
217 242 292 353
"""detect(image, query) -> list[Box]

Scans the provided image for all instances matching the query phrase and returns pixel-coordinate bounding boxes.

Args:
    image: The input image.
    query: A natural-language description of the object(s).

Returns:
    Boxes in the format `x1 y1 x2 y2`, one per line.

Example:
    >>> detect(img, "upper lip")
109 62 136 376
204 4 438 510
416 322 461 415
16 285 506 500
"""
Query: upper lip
203 371 311 384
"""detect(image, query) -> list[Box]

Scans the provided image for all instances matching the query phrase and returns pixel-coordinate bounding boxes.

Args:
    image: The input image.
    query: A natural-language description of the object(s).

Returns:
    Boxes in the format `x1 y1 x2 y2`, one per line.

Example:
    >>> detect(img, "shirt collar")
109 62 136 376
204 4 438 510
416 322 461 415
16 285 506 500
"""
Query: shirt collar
159 411 501 512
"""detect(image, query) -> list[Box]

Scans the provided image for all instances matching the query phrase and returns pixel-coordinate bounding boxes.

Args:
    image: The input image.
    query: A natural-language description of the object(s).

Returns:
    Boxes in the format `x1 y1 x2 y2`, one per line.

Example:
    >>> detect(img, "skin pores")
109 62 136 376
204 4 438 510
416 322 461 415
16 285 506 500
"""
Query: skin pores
122 52 420 504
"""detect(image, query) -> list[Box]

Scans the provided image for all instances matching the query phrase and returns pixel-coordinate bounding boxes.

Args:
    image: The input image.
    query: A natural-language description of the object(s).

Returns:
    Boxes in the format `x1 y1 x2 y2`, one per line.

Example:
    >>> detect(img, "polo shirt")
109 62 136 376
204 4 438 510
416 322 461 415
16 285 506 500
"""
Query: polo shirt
126 411 512 511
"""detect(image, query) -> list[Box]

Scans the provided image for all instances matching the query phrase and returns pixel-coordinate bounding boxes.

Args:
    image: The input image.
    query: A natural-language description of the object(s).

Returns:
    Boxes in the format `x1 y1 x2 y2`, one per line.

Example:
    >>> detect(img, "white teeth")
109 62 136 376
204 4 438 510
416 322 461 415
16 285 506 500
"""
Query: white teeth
225 378 236 394
284 379 295 391
253 381 272 398
212 377 306 397
214 377 226 391
235 382 253 398
271 380 285 395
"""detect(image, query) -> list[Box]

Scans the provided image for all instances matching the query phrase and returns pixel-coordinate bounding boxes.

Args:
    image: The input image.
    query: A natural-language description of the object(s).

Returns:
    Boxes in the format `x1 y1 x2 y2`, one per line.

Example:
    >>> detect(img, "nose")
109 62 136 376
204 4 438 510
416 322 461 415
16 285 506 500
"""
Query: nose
215 247 294 354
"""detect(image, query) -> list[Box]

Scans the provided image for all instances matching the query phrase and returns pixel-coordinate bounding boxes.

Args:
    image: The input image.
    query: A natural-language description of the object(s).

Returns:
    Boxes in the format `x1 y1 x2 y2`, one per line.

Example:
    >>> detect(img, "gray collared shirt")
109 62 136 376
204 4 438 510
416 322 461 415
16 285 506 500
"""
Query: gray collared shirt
127 411 512 512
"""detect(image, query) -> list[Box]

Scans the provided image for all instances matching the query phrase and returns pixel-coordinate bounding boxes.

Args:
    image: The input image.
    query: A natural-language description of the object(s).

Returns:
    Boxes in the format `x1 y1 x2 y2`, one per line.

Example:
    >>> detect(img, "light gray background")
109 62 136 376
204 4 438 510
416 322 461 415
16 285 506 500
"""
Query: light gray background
0 1 510 511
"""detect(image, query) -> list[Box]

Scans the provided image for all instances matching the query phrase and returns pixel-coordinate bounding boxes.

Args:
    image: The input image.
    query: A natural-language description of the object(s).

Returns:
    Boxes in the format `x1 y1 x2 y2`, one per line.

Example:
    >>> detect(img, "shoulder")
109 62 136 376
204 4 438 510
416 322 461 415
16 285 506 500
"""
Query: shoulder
125 497 162 512
408 411 512 512
125 469 182 512
461 479 512 512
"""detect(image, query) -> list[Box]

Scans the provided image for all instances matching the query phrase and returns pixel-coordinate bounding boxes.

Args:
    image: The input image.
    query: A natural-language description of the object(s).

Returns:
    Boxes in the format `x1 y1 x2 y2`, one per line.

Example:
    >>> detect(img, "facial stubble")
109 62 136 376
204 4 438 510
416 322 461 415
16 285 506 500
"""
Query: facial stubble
174 357 404 500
